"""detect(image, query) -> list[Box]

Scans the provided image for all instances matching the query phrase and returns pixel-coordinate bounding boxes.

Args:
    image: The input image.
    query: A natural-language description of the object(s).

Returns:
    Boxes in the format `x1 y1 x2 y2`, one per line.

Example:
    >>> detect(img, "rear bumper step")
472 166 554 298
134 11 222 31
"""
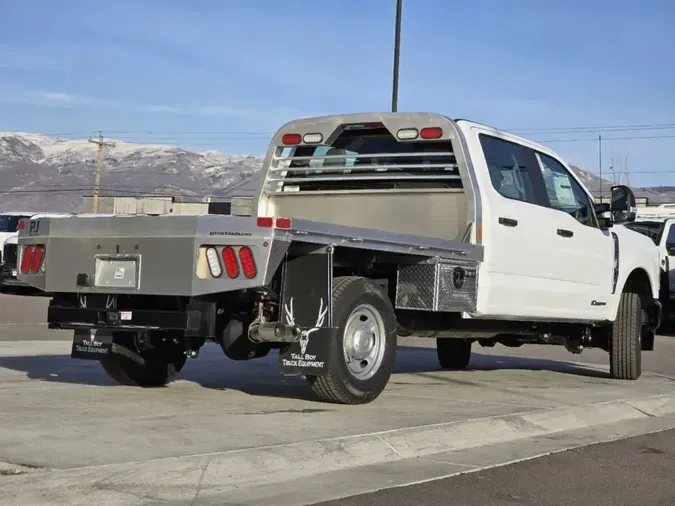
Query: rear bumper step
47 306 204 332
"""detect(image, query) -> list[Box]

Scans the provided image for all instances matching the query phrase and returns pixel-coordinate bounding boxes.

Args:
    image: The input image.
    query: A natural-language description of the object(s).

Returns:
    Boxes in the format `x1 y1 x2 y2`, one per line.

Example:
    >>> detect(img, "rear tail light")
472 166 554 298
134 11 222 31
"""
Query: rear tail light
238 246 257 279
281 133 302 145
420 127 443 139
18 220 26 231
30 246 44 273
257 217 274 228
20 246 33 274
302 133 323 144
397 128 419 140
222 246 240 278
20 244 45 274
275 217 292 229
256 216 292 229
205 247 222 277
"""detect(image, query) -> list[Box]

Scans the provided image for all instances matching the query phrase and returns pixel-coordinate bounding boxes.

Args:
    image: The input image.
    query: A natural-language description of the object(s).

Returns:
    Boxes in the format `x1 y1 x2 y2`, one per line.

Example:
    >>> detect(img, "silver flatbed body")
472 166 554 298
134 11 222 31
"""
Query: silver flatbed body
19 213 483 297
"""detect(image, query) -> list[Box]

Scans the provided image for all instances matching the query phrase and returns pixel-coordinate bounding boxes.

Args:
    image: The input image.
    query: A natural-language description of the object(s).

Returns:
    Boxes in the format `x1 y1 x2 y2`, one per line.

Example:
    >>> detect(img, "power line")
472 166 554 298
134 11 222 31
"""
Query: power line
11 132 668 148
509 123 675 134
534 134 675 143
17 122 675 139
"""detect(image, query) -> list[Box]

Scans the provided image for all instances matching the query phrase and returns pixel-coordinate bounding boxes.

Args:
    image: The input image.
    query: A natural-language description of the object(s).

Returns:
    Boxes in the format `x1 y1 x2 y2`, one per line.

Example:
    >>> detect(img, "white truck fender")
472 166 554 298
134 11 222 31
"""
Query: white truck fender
605 224 661 321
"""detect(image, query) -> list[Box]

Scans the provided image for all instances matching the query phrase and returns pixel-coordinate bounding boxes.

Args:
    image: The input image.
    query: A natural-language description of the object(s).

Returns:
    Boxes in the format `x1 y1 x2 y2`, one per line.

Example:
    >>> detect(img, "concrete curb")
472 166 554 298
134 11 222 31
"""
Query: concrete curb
4 392 675 504
194 394 675 489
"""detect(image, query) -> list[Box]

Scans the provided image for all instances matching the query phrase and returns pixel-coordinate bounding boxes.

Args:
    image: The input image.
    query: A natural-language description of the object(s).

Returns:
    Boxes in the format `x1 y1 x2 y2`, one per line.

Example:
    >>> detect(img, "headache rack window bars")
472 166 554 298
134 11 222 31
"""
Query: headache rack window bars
264 148 461 192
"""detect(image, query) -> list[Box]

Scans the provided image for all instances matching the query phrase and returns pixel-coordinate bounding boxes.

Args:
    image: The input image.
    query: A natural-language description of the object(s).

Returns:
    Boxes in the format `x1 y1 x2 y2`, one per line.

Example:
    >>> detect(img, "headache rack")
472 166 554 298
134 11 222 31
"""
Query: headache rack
255 114 473 242
263 122 461 194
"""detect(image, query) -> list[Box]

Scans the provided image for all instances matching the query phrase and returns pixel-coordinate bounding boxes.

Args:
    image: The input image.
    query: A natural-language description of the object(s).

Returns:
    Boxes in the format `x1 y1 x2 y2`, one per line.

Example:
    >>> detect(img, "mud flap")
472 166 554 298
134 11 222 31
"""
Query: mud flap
71 329 114 360
278 247 333 376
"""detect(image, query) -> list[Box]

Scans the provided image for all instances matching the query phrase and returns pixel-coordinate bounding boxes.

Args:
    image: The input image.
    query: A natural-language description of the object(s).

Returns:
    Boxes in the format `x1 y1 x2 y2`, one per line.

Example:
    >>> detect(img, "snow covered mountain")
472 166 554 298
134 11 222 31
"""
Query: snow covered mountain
0 132 264 212
0 131 671 213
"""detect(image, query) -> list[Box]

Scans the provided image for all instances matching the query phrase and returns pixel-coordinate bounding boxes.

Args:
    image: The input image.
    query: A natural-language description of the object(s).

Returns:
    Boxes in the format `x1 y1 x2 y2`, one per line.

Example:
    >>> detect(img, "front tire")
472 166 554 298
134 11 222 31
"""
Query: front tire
100 332 181 387
306 276 397 405
609 292 642 380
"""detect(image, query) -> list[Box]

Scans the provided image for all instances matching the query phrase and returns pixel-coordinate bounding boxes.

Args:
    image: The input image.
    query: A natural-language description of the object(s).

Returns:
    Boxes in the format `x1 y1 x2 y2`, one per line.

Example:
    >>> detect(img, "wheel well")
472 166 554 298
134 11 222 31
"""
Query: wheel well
622 268 654 303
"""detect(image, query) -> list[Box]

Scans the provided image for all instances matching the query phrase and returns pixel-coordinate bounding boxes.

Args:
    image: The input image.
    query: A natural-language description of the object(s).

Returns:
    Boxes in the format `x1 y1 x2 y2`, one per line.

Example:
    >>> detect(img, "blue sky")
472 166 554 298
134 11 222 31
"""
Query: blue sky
0 0 673 187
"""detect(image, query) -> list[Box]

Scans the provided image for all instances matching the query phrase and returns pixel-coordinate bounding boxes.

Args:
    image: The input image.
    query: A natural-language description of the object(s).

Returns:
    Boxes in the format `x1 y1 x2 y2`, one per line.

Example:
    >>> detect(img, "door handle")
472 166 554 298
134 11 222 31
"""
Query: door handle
557 228 574 238
498 217 518 227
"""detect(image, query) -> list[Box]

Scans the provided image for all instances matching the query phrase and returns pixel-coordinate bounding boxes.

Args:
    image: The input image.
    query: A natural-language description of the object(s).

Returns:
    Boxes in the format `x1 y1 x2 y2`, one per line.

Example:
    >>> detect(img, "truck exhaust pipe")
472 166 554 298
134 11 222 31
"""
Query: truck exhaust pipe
248 322 301 343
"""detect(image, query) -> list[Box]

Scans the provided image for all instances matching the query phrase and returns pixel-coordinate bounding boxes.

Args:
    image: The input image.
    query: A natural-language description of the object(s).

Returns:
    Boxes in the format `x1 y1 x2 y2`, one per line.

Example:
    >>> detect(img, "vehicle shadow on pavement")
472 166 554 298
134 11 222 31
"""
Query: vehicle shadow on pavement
0 345 608 400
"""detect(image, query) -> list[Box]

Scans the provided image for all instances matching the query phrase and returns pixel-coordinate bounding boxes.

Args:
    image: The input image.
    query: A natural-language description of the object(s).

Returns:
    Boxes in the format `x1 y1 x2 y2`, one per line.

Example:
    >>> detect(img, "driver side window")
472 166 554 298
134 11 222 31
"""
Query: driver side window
536 152 597 228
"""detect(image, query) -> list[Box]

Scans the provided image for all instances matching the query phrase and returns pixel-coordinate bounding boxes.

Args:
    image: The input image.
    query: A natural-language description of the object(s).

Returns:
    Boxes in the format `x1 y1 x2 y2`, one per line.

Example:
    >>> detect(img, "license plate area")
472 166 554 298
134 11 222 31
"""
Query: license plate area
94 255 140 289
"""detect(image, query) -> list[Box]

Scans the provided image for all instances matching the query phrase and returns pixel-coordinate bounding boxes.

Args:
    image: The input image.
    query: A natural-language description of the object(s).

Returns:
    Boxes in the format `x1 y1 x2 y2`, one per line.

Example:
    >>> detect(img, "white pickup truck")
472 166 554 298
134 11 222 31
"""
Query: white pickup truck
625 207 675 323
16 113 662 404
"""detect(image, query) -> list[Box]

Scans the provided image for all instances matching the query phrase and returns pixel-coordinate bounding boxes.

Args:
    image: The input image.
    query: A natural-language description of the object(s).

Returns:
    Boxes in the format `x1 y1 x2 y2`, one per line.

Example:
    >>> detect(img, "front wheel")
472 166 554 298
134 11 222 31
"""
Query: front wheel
306 276 397 405
609 292 642 380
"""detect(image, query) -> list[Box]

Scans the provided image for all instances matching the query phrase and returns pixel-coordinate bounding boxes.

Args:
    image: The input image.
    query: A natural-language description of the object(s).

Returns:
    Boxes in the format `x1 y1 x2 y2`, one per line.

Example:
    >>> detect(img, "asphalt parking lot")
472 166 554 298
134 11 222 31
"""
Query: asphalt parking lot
1 293 675 505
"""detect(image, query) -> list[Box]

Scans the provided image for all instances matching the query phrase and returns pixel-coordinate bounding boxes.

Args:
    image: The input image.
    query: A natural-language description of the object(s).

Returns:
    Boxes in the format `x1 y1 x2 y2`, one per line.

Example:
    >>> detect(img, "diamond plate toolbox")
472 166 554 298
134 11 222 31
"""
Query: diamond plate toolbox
395 257 478 312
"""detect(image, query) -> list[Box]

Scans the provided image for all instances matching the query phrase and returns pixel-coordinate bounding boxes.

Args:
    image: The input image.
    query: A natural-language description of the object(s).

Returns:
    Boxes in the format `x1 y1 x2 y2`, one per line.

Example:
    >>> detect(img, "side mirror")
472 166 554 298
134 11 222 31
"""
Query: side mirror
666 244 675 256
593 202 613 228
610 185 637 224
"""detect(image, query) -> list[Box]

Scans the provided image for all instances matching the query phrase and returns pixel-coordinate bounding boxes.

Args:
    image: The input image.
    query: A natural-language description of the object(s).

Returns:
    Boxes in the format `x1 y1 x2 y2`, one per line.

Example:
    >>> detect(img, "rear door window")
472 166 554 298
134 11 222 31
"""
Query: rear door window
478 134 546 205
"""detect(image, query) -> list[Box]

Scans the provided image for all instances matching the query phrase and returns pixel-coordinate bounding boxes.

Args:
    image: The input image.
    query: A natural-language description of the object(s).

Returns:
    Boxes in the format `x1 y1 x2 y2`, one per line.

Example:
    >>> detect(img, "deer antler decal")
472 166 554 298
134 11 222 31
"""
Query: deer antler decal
283 297 327 355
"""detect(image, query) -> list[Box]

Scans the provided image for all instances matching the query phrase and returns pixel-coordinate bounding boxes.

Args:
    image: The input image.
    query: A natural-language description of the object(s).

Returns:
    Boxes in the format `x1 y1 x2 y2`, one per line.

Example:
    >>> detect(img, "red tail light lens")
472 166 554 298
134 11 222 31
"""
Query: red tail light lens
420 127 443 139
281 133 302 145
18 220 26 231
238 246 257 279
275 217 292 229
20 245 44 274
29 245 44 273
20 245 34 274
257 217 274 228
221 246 240 278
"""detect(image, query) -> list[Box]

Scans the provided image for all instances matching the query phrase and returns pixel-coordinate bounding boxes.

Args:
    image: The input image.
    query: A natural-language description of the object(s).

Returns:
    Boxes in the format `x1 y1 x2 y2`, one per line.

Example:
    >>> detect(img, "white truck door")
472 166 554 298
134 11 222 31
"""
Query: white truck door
662 221 675 297
476 132 563 318
532 151 614 319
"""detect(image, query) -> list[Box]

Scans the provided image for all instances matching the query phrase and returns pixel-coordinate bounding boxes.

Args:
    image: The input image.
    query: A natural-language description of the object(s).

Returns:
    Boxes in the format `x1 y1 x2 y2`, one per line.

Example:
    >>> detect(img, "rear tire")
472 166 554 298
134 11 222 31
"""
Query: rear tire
100 332 181 387
609 291 642 380
436 338 472 370
306 276 397 405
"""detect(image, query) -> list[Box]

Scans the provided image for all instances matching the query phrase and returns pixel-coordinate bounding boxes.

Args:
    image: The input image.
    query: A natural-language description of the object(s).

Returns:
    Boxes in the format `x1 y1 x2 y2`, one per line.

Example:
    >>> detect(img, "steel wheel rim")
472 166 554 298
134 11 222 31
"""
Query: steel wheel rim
343 303 386 380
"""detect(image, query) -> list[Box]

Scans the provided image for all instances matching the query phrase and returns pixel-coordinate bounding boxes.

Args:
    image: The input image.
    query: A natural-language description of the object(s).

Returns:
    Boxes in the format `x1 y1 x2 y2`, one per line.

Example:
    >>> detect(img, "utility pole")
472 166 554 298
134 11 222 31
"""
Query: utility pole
625 153 630 186
88 132 115 213
391 0 403 112
598 134 602 201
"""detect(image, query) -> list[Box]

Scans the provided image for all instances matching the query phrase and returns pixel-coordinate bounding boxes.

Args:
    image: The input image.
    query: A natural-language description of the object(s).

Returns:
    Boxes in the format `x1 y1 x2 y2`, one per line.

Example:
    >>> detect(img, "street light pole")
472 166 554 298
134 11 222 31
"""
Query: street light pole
391 0 403 112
